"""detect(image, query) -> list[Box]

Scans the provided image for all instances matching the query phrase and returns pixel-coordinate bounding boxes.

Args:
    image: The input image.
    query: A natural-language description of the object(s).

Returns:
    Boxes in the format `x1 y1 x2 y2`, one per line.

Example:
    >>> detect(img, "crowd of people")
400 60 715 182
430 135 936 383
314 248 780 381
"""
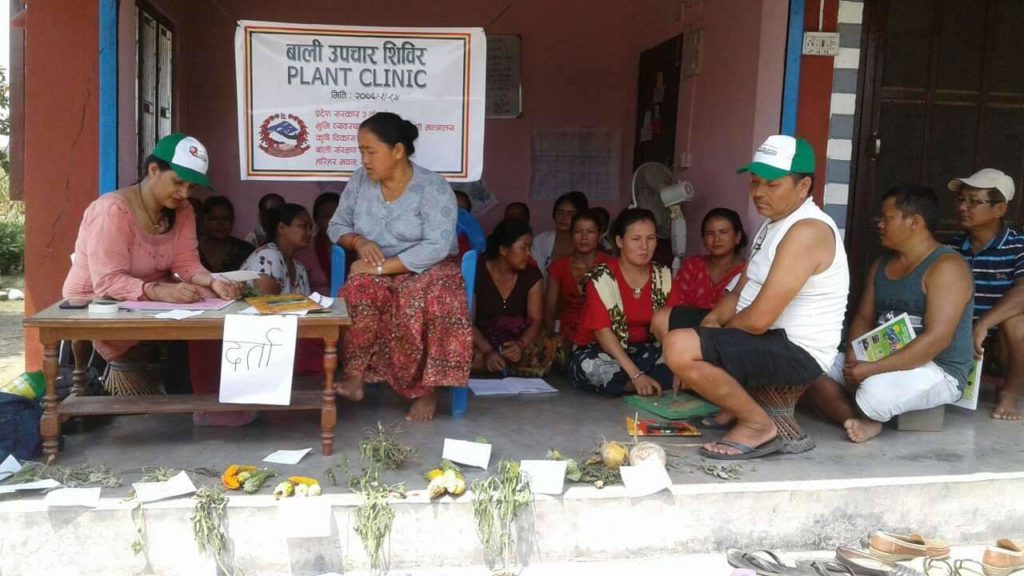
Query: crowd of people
60 114 1024 460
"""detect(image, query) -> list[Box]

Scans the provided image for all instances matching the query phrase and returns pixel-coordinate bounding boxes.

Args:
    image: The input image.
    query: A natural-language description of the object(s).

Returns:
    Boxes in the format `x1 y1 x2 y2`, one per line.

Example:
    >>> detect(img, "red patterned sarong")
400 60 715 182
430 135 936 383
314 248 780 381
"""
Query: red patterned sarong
339 260 471 398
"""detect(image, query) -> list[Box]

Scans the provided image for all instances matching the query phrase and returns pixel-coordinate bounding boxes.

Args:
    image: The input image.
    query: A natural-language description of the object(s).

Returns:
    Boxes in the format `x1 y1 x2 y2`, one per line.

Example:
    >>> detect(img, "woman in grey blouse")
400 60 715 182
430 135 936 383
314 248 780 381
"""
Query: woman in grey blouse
327 112 472 422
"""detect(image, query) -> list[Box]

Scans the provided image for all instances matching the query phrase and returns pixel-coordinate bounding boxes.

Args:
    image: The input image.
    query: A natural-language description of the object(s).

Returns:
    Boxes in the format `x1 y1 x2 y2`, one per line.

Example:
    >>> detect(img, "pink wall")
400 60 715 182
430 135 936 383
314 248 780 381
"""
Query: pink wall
116 0 785 251
672 0 787 253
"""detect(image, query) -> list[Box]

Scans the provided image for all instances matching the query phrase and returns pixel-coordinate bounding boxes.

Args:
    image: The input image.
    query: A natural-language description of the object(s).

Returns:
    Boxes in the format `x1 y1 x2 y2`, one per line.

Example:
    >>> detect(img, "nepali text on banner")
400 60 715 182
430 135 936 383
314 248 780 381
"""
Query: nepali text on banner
235 21 486 181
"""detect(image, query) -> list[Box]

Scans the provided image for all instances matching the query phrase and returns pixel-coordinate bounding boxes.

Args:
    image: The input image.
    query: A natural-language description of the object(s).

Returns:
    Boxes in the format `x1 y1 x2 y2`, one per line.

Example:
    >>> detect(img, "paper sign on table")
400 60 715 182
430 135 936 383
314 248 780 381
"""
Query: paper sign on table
278 497 332 538
620 459 672 498
263 448 312 465
43 487 101 508
442 439 492 469
132 471 197 503
0 479 61 494
154 310 204 320
519 460 568 495
219 314 297 406
0 454 21 482
213 270 262 282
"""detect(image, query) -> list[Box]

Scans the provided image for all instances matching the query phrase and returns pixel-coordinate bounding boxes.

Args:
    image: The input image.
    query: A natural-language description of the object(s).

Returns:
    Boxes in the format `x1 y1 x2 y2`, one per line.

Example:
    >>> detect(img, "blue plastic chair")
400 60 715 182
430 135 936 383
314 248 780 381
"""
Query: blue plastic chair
329 244 476 418
457 208 486 254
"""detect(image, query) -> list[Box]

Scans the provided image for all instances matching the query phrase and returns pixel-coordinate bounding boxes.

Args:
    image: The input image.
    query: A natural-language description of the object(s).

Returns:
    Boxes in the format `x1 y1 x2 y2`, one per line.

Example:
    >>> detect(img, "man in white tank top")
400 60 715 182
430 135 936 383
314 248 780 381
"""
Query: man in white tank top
662 135 850 460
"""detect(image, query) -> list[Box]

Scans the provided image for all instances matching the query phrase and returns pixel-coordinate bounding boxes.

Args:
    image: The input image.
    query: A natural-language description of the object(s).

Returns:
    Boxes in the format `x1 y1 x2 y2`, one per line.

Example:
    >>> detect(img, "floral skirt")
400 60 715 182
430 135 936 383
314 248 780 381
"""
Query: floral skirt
568 341 667 397
340 260 471 399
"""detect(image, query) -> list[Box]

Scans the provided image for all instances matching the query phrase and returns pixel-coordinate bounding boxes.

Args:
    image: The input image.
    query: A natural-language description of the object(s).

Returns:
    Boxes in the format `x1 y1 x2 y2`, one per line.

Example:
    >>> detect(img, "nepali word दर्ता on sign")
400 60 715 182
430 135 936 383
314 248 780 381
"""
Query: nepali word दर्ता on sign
235 21 486 181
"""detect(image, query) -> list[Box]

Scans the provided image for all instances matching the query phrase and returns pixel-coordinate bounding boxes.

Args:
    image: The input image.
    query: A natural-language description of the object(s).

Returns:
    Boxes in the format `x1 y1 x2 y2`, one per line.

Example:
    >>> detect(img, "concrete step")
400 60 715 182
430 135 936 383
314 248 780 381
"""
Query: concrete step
1 471 1022 576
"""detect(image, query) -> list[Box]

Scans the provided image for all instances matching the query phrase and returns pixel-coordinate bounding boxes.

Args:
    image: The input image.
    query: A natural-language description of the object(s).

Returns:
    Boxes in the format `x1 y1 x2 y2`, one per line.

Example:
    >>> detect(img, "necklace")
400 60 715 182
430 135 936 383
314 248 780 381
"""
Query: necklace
138 184 166 232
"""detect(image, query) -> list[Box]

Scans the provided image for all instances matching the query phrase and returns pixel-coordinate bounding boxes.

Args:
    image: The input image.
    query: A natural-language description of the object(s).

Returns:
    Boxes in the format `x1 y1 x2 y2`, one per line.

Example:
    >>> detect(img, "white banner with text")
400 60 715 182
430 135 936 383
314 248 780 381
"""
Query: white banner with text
235 20 486 181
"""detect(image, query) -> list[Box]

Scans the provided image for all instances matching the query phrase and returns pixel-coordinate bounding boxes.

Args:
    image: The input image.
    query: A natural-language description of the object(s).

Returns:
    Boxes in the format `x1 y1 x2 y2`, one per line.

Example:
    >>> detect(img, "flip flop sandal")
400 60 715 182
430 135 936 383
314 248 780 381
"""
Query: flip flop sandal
836 547 927 576
701 436 784 461
727 549 792 575
951 559 985 576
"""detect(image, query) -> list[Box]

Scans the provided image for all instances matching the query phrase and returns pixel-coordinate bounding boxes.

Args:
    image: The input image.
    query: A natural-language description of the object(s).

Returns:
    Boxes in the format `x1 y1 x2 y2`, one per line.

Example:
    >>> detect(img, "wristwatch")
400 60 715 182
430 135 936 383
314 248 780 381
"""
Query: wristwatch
376 265 383 276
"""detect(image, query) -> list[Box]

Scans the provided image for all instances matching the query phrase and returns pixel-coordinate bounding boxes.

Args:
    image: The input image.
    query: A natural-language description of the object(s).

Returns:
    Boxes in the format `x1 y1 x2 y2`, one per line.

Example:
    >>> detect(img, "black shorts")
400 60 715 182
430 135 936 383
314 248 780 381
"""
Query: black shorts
667 306 710 330
696 327 824 388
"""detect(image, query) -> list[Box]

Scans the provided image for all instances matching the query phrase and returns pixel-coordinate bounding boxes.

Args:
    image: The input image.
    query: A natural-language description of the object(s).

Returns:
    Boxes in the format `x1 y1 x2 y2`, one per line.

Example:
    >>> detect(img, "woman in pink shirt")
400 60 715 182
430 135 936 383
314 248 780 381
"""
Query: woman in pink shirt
62 134 240 369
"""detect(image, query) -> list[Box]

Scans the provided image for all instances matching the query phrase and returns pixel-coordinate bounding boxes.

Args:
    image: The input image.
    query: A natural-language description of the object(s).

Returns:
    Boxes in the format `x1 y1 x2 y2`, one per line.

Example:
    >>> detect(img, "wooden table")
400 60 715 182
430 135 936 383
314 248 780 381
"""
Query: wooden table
23 300 351 459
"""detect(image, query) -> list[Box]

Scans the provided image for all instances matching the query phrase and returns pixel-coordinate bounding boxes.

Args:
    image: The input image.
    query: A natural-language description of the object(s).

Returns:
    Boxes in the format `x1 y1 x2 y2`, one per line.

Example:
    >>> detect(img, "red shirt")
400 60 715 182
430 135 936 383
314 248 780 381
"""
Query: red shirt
547 252 614 345
667 255 745 310
579 259 655 346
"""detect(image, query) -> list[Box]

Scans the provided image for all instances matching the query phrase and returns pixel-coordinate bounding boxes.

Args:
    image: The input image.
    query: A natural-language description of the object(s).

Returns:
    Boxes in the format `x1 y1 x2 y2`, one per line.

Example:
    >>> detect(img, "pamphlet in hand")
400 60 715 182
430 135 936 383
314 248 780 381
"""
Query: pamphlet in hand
851 312 982 410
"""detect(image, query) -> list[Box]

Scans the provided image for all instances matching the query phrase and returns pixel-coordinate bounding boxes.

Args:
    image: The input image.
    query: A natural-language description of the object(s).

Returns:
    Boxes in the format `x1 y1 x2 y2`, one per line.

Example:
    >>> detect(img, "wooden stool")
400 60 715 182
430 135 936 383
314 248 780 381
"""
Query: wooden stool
748 385 815 454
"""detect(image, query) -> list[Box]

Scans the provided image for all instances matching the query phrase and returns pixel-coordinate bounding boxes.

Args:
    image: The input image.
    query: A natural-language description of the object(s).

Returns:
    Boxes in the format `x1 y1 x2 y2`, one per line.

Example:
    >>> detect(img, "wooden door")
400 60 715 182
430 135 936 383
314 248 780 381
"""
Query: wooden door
633 34 683 170
849 0 1024 294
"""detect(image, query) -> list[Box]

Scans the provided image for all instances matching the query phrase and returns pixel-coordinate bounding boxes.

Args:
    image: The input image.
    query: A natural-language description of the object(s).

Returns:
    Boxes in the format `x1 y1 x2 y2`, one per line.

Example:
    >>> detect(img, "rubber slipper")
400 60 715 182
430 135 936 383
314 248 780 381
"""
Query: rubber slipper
835 547 926 576
726 549 791 575
701 436 784 461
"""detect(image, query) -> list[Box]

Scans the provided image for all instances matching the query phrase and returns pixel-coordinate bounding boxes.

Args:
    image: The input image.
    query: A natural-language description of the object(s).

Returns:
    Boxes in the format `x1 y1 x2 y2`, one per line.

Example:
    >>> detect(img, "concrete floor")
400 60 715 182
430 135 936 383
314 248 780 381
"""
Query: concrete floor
43 374 1024 496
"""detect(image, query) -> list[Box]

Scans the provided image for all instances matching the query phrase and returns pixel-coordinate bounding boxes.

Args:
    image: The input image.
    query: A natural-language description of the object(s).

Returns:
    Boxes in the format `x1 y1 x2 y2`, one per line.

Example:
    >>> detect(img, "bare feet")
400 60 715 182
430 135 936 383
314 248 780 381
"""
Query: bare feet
709 410 736 427
844 418 883 443
701 420 777 457
334 374 365 402
406 391 438 422
992 390 1023 421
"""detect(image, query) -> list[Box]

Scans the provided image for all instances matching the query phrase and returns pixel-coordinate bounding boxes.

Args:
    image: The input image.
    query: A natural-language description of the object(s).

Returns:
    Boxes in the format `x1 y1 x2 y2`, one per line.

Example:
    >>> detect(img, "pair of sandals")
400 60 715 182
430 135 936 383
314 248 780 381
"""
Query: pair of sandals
728 549 973 576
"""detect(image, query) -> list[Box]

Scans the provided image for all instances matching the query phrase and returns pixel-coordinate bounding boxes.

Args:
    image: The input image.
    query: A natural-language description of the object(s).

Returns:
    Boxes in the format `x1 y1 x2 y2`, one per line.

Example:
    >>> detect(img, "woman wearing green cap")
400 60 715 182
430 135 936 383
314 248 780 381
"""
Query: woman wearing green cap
62 133 241 394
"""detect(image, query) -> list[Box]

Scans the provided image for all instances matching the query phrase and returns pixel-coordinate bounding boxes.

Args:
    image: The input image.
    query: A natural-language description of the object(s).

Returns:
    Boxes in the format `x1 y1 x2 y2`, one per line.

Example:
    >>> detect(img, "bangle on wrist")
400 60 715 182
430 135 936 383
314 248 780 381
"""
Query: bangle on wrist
630 370 645 382
376 264 384 276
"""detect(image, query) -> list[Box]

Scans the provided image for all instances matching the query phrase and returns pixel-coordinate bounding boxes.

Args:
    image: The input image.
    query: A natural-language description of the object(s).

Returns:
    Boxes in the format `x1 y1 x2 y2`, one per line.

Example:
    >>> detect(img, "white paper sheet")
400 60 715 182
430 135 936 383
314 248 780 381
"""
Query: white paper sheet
0 454 21 482
309 292 334 308
0 479 61 494
219 314 297 405
263 448 312 465
278 497 332 538
213 270 262 282
43 487 101 508
620 458 672 498
468 378 558 396
442 439 492 469
132 470 197 503
519 460 568 495
154 310 204 320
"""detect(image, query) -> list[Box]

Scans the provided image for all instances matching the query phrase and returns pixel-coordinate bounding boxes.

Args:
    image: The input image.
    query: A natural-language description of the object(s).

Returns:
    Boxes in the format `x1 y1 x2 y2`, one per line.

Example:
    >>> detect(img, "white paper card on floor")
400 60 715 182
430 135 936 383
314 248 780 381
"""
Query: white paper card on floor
219 313 297 406
0 478 60 494
132 471 197 503
43 487 101 508
263 447 312 465
468 377 558 396
0 454 20 482
442 439 492 469
279 497 332 538
620 458 672 498
519 460 568 495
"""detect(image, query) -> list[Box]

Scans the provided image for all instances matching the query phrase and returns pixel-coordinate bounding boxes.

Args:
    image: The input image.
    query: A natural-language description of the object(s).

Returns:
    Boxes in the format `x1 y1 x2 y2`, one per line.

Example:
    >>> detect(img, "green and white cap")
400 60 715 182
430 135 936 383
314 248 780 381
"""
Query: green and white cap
737 135 815 181
151 133 211 187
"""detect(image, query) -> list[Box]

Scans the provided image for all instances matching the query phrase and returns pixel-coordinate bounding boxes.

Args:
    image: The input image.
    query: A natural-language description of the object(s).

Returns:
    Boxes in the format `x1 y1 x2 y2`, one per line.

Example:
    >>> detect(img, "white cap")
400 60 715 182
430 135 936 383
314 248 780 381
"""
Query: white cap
948 168 1015 202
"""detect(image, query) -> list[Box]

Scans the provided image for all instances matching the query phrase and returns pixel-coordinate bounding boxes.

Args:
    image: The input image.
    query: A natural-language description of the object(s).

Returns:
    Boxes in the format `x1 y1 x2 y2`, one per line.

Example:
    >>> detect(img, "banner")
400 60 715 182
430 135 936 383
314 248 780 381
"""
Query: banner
235 21 486 181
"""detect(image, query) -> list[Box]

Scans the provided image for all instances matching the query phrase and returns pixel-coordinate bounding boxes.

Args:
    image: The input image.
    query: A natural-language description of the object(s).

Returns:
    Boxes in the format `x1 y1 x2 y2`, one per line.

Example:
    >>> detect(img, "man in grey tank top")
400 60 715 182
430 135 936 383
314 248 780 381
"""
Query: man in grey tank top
807 186 975 443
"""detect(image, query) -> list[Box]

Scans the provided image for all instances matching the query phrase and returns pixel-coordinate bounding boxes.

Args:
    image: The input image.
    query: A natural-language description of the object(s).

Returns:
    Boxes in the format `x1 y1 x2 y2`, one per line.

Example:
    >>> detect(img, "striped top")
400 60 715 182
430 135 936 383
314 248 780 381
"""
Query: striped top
949 227 1024 320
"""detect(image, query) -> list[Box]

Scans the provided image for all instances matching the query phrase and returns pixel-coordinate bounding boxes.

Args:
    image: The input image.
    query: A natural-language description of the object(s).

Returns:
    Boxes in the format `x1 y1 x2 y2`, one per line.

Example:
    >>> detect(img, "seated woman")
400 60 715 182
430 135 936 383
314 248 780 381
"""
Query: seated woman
198 196 254 273
296 191 339 295
543 209 614 345
328 112 471 422
568 208 673 397
242 203 313 295
652 207 747 339
531 191 589 281
472 219 558 377
62 133 241 394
